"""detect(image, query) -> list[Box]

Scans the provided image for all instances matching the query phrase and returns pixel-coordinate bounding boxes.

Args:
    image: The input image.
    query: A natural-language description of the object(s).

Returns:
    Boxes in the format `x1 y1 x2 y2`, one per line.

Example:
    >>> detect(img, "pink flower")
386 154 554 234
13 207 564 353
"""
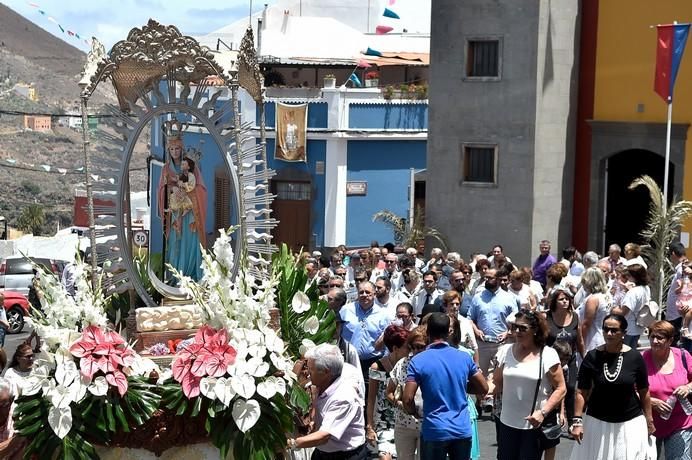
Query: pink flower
69 325 135 395
171 325 237 398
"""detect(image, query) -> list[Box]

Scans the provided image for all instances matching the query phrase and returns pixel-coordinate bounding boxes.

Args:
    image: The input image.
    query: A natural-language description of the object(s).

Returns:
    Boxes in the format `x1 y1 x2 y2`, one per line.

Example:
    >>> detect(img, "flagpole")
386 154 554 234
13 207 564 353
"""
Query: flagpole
344 64 360 86
663 99 673 209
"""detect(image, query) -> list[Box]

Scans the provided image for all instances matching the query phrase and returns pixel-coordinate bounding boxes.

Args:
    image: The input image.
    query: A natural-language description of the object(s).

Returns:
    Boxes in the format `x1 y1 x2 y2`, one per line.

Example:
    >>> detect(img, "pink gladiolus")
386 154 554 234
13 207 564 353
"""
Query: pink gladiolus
171 325 237 398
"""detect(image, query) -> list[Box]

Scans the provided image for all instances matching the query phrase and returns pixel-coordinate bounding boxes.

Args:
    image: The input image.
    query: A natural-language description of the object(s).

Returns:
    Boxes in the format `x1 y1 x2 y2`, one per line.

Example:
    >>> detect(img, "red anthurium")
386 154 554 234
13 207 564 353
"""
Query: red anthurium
105 370 128 396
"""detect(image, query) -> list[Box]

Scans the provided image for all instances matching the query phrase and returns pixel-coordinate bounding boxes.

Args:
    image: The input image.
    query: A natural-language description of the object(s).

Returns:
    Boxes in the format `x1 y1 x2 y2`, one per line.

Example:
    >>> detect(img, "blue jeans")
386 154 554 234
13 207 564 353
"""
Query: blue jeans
420 437 471 460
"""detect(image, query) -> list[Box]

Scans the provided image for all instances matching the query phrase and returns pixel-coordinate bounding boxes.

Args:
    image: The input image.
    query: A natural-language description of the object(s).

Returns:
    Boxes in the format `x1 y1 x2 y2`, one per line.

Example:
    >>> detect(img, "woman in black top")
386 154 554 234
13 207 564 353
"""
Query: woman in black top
568 314 656 460
544 288 585 454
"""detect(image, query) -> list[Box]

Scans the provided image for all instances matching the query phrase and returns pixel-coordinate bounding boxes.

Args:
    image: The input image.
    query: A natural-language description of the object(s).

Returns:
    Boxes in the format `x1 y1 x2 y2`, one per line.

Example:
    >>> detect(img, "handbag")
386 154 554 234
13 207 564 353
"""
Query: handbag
531 348 562 440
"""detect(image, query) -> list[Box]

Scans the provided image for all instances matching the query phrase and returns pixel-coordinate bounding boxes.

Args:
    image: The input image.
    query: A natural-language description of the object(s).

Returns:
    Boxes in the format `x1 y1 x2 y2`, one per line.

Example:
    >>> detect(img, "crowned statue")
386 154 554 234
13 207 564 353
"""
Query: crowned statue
157 120 208 282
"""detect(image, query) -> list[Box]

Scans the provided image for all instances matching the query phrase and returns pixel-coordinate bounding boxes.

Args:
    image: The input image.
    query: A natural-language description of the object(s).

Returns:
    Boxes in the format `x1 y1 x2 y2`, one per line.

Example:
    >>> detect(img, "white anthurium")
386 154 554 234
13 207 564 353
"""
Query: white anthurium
273 376 287 396
48 405 72 439
299 338 316 357
291 291 311 314
302 315 319 335
232 398 261 433
245 357 269 378
54 361 79 388
156 368 173 385
247 344 267 359
256 378 278 400
231 373 256 400
199 377 218 400
88 376 108 397
214 377 236 407
264 329 284 354
245 329 264 346
47 384 75 409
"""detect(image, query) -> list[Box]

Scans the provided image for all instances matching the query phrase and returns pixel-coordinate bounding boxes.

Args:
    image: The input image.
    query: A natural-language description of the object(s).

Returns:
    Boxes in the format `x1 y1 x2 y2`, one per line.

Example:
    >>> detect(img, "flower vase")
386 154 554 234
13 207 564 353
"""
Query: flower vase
365 78 379 88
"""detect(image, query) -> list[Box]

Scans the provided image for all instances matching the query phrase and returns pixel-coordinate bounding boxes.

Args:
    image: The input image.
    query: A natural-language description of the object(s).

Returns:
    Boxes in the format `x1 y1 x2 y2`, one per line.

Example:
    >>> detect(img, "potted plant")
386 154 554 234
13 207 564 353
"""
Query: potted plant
323 74 336 89
383 85 394 100
365 70 380 87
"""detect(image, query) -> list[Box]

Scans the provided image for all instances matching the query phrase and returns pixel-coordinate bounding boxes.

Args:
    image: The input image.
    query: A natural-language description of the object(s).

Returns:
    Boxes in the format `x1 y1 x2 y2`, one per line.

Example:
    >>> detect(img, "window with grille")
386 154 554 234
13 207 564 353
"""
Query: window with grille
462 145 497 184
274 181 312 200
214 168 231 231
466 39 501 78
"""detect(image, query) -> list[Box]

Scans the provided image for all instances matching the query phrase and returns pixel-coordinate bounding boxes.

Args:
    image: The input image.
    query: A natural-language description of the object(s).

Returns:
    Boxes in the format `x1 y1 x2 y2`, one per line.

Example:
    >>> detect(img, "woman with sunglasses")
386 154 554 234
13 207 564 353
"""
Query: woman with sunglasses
642 320 692 460
492 309 566 460
3 344 34 397
385 326 426 460
569 314 656 460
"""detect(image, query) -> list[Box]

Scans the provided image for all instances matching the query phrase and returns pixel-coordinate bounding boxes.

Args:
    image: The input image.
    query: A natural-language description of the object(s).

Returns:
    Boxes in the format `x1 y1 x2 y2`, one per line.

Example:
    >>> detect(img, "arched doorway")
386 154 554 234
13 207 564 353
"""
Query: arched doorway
604 149 674 252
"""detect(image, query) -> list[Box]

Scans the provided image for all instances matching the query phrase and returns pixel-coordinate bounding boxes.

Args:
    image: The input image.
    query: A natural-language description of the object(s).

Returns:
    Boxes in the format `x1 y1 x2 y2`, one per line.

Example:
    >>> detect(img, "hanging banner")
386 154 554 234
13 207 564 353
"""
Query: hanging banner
275 102 308 162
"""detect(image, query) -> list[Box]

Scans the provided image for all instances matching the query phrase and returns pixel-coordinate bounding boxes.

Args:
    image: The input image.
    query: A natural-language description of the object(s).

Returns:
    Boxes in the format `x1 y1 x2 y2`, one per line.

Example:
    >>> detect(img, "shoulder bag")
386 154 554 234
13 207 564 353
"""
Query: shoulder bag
531 347 562 440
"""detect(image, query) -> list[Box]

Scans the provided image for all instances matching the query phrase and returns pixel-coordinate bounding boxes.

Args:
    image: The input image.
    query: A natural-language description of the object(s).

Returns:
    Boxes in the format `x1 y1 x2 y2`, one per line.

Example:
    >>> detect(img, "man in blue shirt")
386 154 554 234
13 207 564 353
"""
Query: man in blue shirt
340 281 391 387
467 268 519 378
403 313 488 460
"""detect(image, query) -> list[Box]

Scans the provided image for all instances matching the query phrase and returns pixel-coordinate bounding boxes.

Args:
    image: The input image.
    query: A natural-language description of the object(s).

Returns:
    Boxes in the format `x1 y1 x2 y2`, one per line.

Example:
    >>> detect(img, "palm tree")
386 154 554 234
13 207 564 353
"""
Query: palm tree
629 175 692 310
372 205 448 252
16 203 45 235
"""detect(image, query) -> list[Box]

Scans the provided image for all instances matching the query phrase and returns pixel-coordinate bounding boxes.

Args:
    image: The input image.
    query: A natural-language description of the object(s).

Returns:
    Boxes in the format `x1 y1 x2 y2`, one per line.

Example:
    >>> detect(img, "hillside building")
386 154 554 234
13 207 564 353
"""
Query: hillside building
23 115 51 131
13 83 37 101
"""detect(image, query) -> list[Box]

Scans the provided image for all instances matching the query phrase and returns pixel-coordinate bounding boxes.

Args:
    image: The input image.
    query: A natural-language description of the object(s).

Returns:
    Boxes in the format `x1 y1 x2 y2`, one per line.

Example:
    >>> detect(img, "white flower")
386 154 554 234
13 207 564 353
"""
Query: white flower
303 315 319 335
200 377 218 400
232 398 261 433
48 406 72 439
291 291 311 313
214 377 236 407
299 338 316 357
231 373 256 399
88 376 108 397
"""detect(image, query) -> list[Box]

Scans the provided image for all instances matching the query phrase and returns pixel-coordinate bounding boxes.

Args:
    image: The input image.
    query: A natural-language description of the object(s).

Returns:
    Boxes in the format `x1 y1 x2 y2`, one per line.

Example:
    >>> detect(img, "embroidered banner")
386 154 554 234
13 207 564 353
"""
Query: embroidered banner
275 103 308 162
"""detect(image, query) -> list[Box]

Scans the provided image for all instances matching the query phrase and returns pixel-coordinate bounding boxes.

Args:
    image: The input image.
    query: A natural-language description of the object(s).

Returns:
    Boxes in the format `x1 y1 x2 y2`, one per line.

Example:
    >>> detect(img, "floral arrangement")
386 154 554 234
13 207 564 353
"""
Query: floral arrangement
365 70 380 79
14 229 335 459
14 265 161 459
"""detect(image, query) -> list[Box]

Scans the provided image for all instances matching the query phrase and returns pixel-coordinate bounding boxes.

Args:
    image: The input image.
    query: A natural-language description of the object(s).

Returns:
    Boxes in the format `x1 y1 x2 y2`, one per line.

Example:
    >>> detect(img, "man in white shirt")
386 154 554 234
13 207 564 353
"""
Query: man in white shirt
370 253 402 291
374 276 405 318
288 344 366 458
667 242 688 345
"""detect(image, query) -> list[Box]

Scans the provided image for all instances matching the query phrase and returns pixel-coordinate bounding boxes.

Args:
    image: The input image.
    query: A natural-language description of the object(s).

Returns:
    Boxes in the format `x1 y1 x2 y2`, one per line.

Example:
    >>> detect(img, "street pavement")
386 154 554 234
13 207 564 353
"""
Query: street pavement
475 412 575 460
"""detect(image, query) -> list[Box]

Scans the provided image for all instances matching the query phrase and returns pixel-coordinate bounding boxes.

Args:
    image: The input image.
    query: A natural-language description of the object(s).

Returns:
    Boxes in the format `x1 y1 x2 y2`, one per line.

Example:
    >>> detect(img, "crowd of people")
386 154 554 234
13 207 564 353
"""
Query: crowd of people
288 240 692 460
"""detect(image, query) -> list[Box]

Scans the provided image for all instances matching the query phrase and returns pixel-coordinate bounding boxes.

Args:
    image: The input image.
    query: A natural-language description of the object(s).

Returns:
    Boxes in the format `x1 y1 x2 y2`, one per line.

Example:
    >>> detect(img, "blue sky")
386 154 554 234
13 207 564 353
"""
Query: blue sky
2 0 268 51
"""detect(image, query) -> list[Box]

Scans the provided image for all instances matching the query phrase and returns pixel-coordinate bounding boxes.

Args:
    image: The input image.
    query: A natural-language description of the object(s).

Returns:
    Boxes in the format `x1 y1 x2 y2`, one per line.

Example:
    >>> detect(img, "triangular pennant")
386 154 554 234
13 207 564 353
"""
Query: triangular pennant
40 164 51 172
376 25 394 35
58 24 65 33
38 9 45 15
364 47 382 57
388 0 396 5
383 8 400 19
5 159 16 164
57 168 67 175
67 31 75 36
357 58 372 68
349 74 362 87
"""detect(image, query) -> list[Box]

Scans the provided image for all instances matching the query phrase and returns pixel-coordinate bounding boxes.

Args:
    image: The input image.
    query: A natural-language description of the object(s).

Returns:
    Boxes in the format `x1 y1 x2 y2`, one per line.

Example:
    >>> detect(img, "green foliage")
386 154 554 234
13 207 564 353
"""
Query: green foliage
271 243 336 360
16 203 44 235
373 205 448 252
629 175 692 309
14 376 160 460
20 180 40 195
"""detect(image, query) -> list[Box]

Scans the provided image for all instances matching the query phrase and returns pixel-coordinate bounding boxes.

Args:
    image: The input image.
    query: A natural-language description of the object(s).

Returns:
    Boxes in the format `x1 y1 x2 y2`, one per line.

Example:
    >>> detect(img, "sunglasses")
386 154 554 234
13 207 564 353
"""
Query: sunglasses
603 326 622 334
510 324 531 333
359 290 374 295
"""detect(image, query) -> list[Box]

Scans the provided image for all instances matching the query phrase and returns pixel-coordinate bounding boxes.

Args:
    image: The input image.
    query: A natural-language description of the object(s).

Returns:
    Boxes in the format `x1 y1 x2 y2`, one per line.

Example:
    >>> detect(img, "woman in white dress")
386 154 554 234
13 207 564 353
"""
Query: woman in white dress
577 267 612 353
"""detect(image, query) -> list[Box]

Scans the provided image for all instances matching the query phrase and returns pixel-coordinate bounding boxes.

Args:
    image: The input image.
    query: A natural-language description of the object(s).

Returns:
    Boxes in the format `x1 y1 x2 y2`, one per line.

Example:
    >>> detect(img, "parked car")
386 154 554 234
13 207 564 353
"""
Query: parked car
0 289 30 334
0 256 66 296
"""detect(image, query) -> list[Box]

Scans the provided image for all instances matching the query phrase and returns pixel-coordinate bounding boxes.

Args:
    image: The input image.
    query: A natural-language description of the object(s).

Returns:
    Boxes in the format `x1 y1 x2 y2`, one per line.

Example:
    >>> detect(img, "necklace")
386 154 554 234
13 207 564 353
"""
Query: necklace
603 352 624 382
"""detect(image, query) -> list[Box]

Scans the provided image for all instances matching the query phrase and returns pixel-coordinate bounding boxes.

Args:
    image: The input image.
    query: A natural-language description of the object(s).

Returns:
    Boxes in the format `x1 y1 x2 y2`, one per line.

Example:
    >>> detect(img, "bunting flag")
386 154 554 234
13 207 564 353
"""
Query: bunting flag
40 165 51 172
654 23 691 103
349 74 362 87
383 8 400 19
357 58 372 68
364 47 382 57
388 0 396 5
25 2 92 48
376 25 394 35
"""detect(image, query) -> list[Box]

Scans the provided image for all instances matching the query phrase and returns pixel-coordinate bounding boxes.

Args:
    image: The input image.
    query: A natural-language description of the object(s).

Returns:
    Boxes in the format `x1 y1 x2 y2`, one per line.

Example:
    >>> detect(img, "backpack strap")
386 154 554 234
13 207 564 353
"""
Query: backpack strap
682 347 689 373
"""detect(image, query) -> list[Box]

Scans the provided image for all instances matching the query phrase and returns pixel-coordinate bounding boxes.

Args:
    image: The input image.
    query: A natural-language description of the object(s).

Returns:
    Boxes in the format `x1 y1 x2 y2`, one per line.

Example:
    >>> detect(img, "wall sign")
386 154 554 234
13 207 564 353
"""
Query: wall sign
347 181 367 196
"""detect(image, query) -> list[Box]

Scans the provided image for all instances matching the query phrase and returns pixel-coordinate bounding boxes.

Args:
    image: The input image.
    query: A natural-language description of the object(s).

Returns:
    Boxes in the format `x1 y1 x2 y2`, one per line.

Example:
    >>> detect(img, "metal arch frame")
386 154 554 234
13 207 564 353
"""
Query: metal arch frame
116 102 244 308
